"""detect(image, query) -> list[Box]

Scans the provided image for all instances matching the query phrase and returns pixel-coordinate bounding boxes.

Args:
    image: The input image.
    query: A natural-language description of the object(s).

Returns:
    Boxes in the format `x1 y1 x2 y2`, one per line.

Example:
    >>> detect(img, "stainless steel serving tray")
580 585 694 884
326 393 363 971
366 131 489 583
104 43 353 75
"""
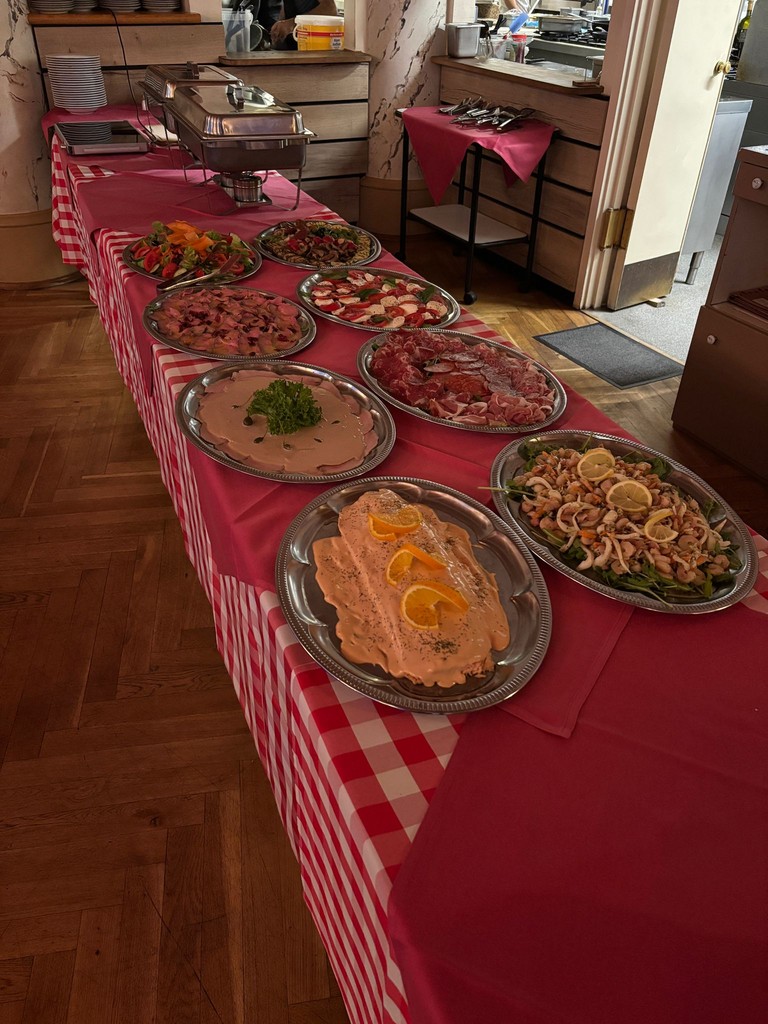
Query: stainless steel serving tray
276 477 552 714
296 268 461 332
254 220 382 270
143 283 317 361
122 238 262 284
357 330 567 434
170 83 310 140
490 429 758 614
176 361 396 484
142 64 240 103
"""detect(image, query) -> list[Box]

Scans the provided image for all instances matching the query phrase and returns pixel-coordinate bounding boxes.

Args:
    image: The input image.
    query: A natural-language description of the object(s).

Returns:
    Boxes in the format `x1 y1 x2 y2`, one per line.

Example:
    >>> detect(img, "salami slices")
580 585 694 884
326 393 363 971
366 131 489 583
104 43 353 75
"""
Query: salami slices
367 330 560 429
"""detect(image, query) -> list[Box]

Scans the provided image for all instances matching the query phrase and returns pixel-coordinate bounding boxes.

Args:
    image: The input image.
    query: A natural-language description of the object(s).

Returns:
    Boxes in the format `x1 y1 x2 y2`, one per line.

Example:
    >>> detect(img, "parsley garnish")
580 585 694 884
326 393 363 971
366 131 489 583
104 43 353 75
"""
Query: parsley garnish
245 380 322 436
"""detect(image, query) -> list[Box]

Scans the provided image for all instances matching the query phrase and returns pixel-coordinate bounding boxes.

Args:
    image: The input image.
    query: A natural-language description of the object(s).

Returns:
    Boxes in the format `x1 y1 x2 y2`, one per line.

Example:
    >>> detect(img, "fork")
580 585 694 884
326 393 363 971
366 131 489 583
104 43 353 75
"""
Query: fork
157 253 241 293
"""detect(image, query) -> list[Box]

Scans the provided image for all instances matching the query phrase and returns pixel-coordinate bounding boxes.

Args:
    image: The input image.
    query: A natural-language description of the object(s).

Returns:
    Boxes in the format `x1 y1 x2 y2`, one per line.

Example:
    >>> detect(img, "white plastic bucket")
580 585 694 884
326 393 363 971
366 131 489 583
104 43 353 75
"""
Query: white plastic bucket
292 14 345 51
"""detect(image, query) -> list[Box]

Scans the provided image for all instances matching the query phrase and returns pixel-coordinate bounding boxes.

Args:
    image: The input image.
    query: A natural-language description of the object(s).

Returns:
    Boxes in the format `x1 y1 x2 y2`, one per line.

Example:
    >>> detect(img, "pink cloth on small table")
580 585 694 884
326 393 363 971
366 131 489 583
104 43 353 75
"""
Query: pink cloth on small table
402 106 557 204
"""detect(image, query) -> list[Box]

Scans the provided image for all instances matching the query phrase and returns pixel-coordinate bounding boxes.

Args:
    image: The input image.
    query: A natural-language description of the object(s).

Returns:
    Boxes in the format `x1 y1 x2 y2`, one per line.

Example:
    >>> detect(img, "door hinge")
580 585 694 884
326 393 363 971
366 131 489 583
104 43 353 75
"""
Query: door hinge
599 207 634 250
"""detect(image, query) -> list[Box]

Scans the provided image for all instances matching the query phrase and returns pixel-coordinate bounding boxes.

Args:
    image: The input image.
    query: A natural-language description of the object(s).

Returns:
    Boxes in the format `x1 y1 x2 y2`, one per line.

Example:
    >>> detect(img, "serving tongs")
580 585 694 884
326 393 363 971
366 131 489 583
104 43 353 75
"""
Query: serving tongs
495 107 536 132
157 253 240 293
438 97 481 116
451 102 494 124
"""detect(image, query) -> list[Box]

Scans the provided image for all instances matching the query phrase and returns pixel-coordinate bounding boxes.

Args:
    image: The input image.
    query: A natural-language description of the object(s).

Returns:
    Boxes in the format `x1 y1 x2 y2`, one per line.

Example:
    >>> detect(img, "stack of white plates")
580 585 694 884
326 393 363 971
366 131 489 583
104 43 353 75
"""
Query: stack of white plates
99 0 143 11
28 0 75 11
47 55 107 114
57 121 114 146
142 0 182 10
71 0 99 10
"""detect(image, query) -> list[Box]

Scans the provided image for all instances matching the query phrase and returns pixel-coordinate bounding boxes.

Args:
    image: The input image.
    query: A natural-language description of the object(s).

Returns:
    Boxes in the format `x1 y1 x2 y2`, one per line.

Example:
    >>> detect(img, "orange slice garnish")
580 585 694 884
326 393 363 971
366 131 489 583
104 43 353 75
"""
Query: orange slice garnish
368 505 422 540
400 581 469 630
385 544 447 586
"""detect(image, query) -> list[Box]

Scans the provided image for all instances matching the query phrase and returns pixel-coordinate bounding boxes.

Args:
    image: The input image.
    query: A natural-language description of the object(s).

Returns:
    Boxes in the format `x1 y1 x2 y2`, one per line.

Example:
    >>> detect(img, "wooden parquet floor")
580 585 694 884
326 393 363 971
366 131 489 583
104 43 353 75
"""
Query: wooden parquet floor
0 283 346 1023
0 240 766 1024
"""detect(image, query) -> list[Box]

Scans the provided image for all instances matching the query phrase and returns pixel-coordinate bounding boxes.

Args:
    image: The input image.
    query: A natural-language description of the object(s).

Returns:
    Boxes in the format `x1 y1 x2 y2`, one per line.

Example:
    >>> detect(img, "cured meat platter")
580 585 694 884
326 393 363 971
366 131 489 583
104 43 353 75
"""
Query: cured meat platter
143 284 317 360
357 329 566 433
254 218 381 270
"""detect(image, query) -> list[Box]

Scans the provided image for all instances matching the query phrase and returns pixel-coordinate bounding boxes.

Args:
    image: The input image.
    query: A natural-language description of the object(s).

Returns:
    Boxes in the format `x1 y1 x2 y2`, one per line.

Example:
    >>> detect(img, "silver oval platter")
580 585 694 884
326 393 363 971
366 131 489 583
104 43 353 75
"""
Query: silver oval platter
357 329 567 434
276 477 552 714
296 267 461 332
143 283 317 361
490 429 758 614
122 237 262 284
254 219 382 270
176 361 396 484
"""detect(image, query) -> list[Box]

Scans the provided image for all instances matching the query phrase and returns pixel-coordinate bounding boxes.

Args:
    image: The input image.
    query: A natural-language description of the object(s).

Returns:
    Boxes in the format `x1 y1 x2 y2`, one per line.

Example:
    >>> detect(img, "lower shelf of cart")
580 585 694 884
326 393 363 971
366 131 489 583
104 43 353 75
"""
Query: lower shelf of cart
408 204 528 246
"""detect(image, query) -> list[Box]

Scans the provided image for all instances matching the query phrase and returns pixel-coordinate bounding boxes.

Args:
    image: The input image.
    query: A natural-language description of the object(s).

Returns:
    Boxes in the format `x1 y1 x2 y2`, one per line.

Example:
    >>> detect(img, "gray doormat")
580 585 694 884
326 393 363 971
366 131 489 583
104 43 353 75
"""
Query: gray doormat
534 323 682 389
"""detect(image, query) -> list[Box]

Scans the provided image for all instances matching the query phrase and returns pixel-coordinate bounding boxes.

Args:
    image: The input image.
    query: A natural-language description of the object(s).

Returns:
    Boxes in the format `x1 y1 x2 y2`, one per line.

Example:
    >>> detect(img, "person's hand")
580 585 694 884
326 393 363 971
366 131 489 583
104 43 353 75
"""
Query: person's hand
270 17 295 47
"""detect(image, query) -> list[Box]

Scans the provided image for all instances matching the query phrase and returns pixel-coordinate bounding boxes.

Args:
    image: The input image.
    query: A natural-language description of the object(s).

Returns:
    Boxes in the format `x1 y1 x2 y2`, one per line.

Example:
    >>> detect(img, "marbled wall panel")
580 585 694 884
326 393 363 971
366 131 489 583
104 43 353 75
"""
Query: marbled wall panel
366 0 446 181
1 0 51 213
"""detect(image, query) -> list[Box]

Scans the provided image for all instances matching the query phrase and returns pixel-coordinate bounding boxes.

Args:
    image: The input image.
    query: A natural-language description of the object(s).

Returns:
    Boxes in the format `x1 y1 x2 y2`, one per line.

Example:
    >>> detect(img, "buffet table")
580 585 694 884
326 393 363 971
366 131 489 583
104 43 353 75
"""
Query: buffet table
46 107 768 1024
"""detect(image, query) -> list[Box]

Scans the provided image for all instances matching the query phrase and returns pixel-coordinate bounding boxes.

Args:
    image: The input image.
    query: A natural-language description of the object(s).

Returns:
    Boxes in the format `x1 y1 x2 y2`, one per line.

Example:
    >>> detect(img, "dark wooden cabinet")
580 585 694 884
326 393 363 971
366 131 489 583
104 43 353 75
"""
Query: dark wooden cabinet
672 145 768 481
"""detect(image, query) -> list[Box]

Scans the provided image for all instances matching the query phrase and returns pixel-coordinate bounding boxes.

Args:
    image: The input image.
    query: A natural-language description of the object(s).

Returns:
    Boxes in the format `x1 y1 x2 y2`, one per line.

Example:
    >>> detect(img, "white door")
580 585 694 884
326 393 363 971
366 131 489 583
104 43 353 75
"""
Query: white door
605 0 742 308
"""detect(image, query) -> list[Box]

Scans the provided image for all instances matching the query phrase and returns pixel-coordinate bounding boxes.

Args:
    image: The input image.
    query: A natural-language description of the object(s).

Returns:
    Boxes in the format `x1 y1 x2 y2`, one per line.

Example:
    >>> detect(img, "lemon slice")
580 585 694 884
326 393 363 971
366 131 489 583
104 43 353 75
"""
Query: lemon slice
577 447 616 482
643 509 679 543
606 480 653 513
368 506 422 540
400 581 469 630
385 544 447 587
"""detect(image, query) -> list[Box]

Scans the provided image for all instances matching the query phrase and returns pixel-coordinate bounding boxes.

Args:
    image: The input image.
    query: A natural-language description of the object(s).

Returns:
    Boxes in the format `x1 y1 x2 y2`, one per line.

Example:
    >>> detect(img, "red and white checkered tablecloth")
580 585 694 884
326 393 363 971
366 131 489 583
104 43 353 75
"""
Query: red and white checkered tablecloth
53 191 768 1024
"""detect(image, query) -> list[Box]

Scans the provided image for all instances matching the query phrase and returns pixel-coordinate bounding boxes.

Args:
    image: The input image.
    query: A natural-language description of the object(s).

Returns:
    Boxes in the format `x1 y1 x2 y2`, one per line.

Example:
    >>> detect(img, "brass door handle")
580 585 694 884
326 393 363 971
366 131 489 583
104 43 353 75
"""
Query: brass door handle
714 60 732 75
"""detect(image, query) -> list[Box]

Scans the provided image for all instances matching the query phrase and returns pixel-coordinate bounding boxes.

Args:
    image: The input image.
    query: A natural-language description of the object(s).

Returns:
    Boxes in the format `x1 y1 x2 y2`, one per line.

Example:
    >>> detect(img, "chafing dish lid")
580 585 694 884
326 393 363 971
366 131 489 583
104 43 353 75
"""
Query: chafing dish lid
143 63 240 101
169 83 309 139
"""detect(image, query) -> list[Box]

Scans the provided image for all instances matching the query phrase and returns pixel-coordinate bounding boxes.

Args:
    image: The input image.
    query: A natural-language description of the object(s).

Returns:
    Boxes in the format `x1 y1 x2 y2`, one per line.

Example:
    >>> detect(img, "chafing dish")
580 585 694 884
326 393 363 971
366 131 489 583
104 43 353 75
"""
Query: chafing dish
168 82 313 173
141 66 315 208
142 63 242 133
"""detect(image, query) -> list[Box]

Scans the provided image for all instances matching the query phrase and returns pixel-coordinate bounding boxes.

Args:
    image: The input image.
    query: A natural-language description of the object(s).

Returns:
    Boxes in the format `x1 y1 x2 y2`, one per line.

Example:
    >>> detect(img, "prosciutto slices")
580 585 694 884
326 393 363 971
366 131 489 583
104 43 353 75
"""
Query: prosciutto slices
148 286 312 358
302 269 457 330
368 330 557 428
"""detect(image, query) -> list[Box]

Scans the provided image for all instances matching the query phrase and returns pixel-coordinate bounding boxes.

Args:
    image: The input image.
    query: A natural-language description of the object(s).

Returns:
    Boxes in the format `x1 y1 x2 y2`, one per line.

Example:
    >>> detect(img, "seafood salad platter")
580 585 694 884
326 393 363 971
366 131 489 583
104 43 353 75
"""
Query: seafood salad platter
296 268 460 331
176 361 396 483
143 284 316 360
255 219 381 269
276 477 551 714
357 329 566 432
490 430 758 613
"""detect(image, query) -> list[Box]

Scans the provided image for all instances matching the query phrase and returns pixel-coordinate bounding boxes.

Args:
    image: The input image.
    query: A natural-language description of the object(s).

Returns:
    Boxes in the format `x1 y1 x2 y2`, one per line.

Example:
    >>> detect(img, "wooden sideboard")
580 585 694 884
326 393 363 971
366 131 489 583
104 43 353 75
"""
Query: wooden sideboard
431 56 608 293
30 17 370 223
672 144 768 482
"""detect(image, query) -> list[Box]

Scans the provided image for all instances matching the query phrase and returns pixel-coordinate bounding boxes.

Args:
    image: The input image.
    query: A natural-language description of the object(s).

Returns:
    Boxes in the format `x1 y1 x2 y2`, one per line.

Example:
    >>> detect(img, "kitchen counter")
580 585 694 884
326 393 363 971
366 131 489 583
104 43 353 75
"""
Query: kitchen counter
220 49 373 66
432 55 604 95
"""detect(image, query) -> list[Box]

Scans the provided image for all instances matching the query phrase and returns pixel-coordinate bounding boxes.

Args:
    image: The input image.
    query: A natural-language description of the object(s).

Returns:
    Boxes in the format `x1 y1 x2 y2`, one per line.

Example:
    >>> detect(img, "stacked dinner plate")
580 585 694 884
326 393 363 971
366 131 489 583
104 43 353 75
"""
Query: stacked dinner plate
28 0 75 11
56 121 114 148
99 0 143 11
46 54 107 114
142 0 182 10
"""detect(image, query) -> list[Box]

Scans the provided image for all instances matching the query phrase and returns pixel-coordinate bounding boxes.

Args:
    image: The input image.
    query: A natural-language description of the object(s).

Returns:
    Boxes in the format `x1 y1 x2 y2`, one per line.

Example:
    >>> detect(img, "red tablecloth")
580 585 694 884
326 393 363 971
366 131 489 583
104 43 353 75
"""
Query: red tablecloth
402 106 557 204
390 607 768 1024
45 106 768 1024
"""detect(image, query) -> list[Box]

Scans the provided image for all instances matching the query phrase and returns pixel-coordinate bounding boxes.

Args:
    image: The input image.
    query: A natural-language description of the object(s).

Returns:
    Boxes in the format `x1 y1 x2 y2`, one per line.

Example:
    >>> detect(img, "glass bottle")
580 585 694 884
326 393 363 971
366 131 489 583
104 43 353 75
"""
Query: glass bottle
476 25 493 63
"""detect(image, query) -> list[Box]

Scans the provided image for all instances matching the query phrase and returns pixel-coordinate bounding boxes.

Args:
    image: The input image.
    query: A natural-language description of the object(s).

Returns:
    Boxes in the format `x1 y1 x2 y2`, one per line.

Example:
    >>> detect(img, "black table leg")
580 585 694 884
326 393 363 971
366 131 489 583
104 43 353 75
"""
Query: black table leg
524 146 548 292
396 122 410 262
463 145 482 305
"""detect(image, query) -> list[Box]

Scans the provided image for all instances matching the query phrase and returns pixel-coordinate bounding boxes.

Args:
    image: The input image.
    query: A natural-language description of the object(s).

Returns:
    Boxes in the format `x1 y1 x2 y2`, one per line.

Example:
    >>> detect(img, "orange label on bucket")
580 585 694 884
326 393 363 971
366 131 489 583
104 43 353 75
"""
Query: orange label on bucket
294 16 344 50
297 27 344 50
